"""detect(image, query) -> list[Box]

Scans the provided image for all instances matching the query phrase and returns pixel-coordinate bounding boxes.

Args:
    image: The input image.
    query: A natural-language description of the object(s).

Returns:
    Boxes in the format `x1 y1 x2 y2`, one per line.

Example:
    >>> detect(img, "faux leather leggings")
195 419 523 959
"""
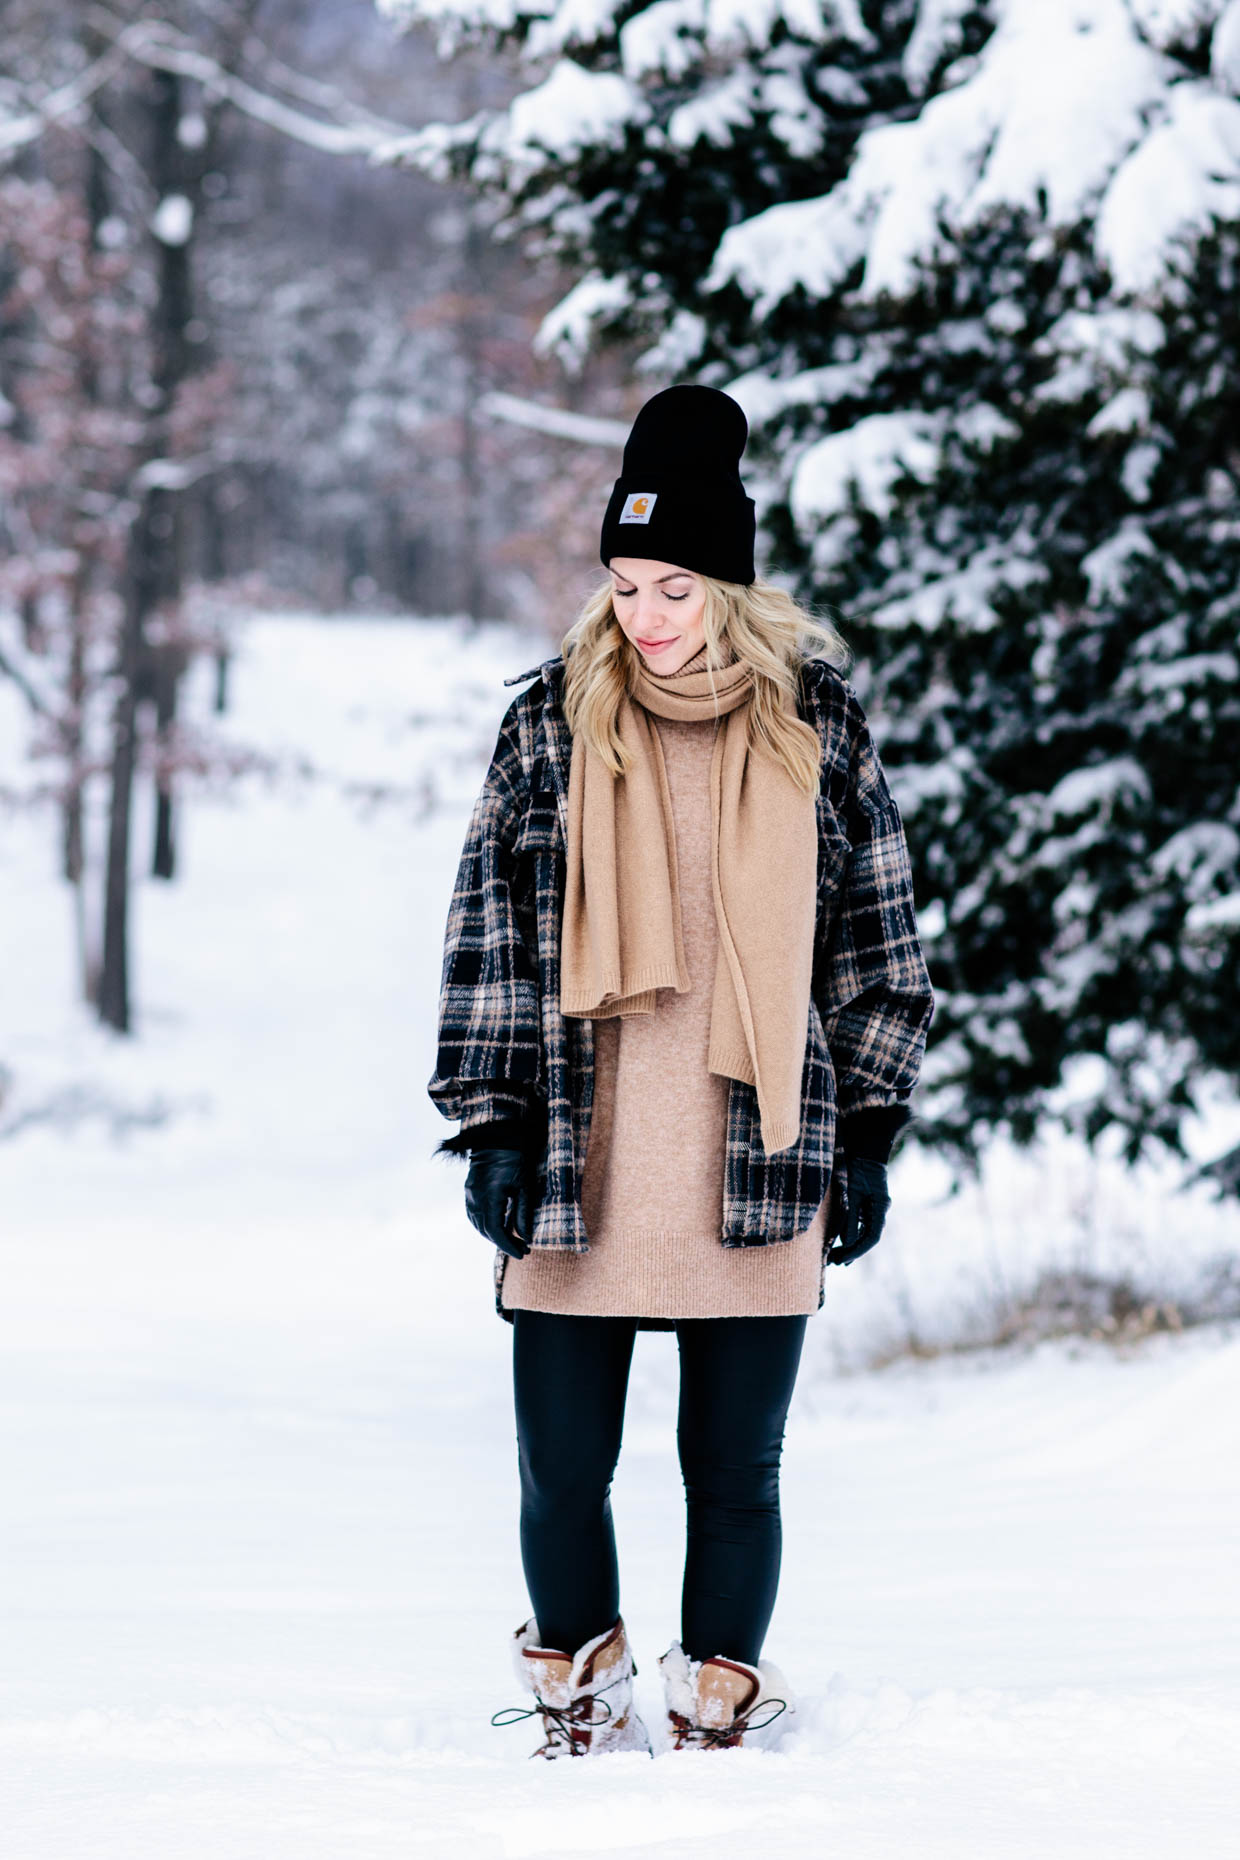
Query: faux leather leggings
511 1309 807 1666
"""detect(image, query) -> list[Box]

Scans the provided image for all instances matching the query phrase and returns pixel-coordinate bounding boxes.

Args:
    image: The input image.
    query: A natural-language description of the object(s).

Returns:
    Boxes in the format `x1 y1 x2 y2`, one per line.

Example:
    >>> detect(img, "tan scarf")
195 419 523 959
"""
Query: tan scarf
560 639 818 1156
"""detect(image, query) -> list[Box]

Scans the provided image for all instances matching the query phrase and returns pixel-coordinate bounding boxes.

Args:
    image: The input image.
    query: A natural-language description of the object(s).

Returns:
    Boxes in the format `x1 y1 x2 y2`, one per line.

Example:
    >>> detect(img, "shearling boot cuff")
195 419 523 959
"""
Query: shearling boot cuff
658 1640 794 1750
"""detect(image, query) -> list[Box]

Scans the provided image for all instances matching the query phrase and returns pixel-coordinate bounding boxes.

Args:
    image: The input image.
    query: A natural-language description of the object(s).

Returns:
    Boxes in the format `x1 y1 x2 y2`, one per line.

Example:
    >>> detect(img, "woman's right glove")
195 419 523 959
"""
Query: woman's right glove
464 1146 532 1260
824 1104 914 1268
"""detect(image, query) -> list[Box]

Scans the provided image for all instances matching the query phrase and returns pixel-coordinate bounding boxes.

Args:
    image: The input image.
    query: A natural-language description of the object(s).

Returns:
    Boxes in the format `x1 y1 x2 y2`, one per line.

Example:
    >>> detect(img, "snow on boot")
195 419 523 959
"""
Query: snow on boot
658 1641 794 1751
492 1616 653 1759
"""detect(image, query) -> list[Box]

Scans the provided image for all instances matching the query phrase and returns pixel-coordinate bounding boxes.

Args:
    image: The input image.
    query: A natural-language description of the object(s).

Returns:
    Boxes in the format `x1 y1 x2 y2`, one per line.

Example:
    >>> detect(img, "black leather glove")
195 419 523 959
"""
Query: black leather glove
825 1155 892 1267
464 1146 533 1260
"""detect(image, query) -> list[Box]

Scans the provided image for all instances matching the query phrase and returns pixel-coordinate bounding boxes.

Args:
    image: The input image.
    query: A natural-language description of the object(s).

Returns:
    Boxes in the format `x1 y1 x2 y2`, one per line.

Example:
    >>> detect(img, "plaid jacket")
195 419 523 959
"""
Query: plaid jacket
429 652 934 1300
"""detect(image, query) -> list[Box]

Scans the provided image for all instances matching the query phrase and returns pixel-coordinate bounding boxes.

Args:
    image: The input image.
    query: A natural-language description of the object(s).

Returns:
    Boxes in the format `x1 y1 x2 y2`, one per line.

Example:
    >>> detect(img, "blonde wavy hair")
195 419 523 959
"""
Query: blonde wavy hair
559 572 853 798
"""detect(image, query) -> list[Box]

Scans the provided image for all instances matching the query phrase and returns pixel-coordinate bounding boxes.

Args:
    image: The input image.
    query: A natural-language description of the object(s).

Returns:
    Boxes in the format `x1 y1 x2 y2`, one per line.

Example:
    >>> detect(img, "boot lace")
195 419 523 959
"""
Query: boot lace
492 1672 624 1758
670 1695 787 1750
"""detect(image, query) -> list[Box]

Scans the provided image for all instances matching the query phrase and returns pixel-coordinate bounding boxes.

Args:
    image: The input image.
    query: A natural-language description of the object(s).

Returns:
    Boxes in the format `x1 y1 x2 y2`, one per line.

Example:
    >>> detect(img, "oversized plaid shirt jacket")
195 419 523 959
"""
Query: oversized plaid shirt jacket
429 651 934 1304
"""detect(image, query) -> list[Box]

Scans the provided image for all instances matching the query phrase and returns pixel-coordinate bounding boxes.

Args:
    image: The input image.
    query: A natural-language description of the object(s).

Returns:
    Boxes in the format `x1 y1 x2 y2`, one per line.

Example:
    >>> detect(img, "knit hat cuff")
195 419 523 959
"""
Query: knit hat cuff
601 477 756 586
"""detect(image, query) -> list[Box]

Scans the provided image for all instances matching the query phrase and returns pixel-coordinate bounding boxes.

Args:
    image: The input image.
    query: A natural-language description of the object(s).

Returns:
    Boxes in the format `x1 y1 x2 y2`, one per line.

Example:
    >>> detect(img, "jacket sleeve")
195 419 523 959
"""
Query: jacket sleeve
427 696 544 1142
814 700 934 1122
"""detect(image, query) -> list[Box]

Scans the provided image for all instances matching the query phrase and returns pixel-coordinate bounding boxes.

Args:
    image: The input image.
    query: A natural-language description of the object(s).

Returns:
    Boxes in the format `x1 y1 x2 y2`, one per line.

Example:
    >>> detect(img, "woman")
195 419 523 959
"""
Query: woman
429 384 934 1758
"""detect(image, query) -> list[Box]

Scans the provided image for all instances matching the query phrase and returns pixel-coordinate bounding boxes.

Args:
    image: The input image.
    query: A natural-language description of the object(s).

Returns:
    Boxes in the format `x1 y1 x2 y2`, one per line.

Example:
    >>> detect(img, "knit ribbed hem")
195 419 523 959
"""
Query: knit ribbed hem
707 1040 799 1153
708 1039 755 1084
500 1221 824 1319
562 961 684 1014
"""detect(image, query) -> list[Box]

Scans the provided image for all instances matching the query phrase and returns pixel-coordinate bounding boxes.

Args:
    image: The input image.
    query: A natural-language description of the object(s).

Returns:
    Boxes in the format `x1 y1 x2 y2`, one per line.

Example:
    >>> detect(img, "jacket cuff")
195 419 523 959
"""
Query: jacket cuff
837 1103 914 1164
434 1114 544 1160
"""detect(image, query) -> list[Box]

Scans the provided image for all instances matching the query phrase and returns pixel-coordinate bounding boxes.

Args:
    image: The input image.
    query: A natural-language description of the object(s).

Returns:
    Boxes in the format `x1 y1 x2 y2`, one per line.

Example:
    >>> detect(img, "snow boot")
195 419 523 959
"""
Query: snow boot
492 1616 653 1759
658 1641 794 1751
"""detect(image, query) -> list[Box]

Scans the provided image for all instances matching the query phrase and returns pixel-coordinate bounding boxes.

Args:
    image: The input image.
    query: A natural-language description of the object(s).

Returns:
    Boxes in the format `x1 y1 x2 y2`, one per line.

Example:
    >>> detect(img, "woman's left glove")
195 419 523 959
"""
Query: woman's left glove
825 1156 891 1267
464 1147 532 1260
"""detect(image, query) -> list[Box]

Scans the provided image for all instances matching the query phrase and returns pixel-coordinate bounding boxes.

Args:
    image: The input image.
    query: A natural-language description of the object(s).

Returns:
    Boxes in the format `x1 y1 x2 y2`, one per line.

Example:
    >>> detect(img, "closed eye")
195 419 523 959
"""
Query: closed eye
612 586 691 602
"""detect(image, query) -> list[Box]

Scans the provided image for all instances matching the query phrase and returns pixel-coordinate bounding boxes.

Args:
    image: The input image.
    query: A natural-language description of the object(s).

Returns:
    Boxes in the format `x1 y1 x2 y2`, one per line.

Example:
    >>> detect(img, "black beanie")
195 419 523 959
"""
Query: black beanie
599 384 756 586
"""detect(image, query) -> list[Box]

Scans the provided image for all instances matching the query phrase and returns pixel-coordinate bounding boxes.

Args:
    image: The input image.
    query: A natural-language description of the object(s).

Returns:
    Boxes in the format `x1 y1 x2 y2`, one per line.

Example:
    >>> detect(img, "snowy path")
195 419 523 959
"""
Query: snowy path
2 616 1237 1857
4 1290 1238 1859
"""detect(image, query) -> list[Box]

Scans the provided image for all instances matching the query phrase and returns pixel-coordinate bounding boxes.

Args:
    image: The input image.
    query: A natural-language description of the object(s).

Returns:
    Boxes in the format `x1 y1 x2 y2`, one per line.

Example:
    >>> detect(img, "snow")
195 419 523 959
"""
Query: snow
902 0 979 86
2 611 1238 1855
670 68 780 151
1080 526 1159 603
1085 386 1151 437
479 390 629 446
150 194 194 246
955 400 1020 448
534 272 634 369
497 60 647 167
619 0 706 80
1186 890 1240 933
635 308 709 375
1046 758 1150 818
1151 822 1240 894
177 112 208 150
698 0 1240 313
1126 651 1240 693
723 357 883 425
526 0 627 59
1130 0 1229 45
706 188 872 318
790 411 943 525
377 0 531 35
708 0 1176 307
1122 441 1162 503
1097 85 1240 292
1215 0 1240 85
869 544 1047 632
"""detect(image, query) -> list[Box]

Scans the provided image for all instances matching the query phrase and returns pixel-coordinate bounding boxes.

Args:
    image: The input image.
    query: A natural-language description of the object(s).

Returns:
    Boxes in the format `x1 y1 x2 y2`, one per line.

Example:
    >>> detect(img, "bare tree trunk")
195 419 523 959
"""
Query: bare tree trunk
459 205 488 625
62 570 87 887
148 59 197 884
99 63 189 1025
152 644 179 880
99 501 158 1032
20 591 41 650
65 138 113 1005
202 478 232 713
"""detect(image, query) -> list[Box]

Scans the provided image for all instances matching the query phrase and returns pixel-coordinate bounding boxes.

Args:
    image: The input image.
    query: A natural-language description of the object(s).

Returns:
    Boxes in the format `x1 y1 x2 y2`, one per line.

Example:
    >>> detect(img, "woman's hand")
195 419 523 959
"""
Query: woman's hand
464 1147 533 1259
825 1156 891 1266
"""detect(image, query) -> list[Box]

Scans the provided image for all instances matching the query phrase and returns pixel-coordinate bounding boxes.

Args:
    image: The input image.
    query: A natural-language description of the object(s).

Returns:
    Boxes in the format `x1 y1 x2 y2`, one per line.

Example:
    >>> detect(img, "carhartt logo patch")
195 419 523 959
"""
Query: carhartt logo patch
619 492 657 524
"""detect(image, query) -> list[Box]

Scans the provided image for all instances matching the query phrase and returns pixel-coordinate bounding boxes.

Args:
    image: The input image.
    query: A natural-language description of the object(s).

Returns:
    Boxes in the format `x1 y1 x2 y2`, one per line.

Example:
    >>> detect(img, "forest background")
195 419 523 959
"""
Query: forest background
4 0 1238 1304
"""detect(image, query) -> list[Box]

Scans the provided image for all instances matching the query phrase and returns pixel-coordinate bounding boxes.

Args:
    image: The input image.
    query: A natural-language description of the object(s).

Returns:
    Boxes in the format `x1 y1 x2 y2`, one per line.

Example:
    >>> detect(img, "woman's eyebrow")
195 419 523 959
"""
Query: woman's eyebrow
611 573 692 586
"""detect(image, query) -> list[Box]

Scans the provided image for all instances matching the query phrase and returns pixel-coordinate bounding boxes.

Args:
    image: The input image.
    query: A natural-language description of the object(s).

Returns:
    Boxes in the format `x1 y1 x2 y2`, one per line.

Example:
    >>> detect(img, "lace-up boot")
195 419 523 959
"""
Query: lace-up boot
492 1616 652 1759
658 1641 793 1750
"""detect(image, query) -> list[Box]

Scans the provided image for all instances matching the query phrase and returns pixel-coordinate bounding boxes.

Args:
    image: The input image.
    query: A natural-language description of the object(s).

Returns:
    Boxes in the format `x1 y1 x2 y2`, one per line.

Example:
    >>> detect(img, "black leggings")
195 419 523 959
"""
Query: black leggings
512 1310 807 1666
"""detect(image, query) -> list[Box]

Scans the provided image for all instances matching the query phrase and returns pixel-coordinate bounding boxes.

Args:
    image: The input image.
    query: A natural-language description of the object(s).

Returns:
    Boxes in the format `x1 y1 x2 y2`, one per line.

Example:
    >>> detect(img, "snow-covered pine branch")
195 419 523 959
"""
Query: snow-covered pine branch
378 0 1240 1185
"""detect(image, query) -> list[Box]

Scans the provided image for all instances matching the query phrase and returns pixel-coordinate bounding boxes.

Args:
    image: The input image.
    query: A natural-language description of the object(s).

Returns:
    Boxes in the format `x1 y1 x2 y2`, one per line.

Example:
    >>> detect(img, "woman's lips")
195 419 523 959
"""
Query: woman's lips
637 637 675 650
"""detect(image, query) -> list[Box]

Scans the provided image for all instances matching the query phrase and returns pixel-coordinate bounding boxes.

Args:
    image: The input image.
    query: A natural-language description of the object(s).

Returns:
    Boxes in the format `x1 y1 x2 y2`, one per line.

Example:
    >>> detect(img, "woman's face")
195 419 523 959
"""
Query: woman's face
608 557 707 674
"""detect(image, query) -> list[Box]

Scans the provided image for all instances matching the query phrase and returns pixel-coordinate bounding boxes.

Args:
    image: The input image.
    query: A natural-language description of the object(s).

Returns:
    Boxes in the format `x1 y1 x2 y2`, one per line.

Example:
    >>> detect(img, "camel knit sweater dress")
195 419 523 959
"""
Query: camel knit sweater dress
500 646 827 1319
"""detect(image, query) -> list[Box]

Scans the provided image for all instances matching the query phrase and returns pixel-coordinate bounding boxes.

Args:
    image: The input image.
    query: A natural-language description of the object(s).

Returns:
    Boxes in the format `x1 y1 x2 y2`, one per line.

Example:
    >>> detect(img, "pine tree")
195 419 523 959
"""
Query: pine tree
380 0 1240 1185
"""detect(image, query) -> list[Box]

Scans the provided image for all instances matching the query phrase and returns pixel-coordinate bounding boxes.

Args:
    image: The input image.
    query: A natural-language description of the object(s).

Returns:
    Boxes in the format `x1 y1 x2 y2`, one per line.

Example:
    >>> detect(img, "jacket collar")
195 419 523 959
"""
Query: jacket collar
503 656 562 688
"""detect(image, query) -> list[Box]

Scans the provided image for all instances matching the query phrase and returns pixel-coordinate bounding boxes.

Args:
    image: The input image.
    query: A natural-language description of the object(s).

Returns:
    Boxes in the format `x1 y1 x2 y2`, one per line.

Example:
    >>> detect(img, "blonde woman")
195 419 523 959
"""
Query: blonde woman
430 385 934 1757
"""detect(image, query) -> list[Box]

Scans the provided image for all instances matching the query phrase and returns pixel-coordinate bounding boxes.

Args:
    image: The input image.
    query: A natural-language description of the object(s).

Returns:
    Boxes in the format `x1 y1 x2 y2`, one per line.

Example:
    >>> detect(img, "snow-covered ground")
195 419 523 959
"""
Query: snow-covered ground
2 614 1237 1857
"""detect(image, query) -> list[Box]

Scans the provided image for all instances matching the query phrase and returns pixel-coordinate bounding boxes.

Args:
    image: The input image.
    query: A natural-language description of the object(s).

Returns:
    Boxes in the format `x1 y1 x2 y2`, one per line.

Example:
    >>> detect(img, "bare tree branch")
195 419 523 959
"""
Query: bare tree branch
0 638 54 720
0 45 128 159
479 391 630 447
83 7 418 157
